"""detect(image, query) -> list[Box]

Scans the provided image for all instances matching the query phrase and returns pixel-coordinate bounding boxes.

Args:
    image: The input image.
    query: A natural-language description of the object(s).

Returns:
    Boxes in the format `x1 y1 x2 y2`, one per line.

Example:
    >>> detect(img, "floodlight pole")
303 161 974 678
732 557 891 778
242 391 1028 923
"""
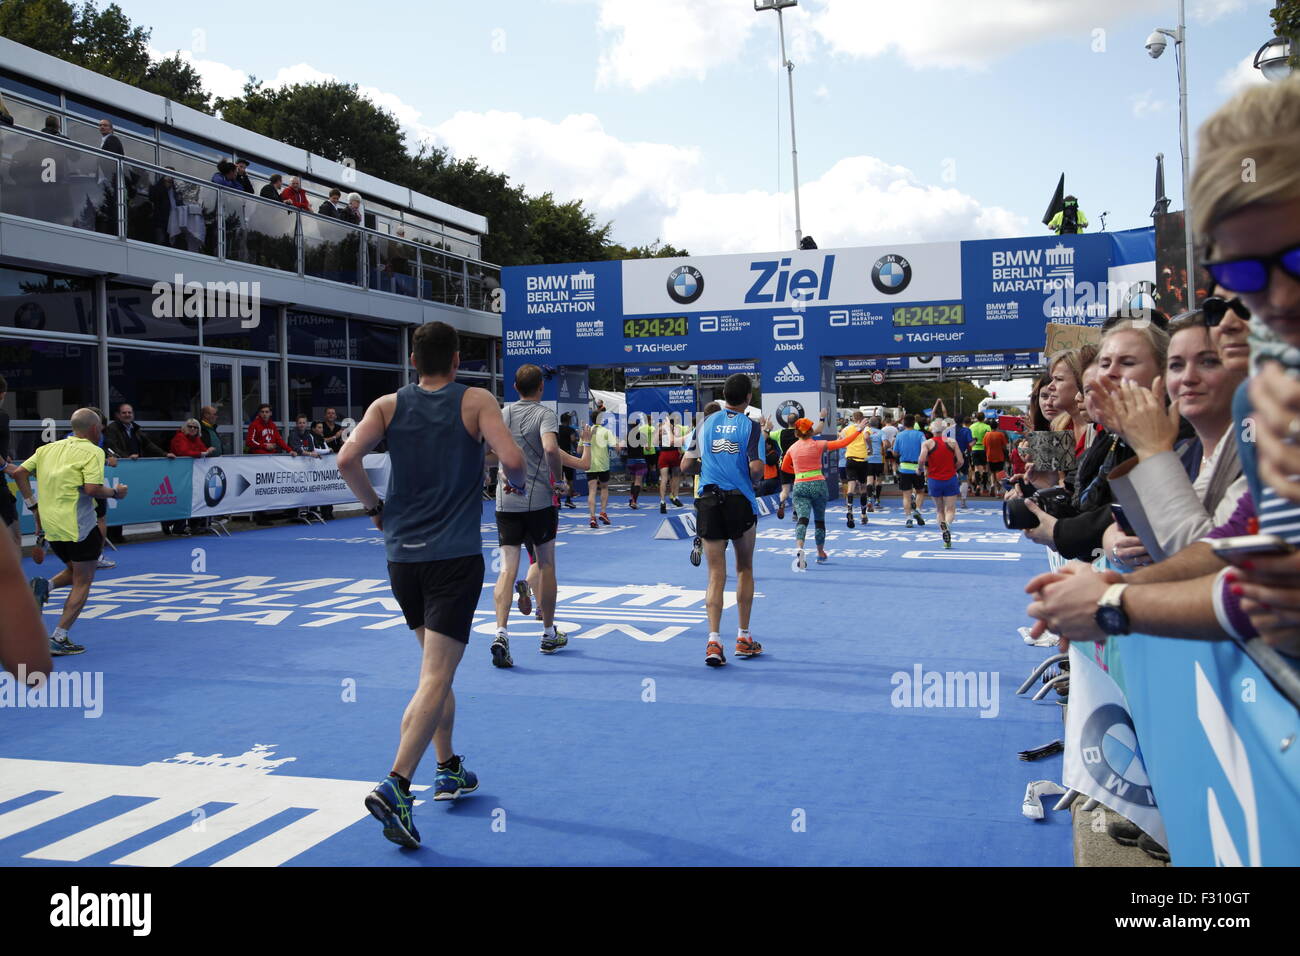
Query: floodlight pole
757 1 805 250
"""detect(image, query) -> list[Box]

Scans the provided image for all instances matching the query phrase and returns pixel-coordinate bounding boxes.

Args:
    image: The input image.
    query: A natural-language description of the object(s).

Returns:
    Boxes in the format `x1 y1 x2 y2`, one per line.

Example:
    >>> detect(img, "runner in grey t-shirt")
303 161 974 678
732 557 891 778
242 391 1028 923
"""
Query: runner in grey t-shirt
490 365 591 666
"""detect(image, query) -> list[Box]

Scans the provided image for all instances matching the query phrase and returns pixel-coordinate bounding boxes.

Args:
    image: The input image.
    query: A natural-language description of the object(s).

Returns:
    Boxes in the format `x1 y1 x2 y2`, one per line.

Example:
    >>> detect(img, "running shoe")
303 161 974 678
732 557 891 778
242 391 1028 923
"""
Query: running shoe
598 512 610 525
906 515 914 528
776 501 785 520
705 640 726 667
735 636 763 658
913 512 926 526
670 496 682 508
49 634 85 656
866 501 874 513
942 523 952 549
433 757 479 801
491 634 513 668
515 581 532 616
564 498 575 509
589 518 598 529
846 512 855 529
629 499 638 509
659 502 667 514
365 777 421 848
816 552 829 564
795 549 807 571
540 630 568 654
30 577 50 608
689 536 702 567
96 555 116 570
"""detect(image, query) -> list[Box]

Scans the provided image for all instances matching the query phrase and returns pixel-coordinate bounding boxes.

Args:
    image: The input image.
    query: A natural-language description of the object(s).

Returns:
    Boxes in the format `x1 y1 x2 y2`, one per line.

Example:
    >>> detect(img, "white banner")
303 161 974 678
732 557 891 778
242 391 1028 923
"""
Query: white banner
1063 644 1168 848
191 454 391 516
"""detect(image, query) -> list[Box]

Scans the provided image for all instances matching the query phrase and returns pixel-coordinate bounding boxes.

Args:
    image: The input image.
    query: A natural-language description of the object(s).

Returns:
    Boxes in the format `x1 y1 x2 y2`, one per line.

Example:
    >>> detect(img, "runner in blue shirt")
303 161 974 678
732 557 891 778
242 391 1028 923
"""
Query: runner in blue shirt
892 414 927 527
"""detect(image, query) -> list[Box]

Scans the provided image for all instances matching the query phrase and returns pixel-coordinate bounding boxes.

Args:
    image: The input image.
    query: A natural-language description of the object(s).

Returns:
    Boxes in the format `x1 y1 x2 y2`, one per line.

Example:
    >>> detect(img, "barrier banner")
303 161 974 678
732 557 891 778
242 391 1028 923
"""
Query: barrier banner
191 453 391 517
14 456 192 533
1108 634 1300 865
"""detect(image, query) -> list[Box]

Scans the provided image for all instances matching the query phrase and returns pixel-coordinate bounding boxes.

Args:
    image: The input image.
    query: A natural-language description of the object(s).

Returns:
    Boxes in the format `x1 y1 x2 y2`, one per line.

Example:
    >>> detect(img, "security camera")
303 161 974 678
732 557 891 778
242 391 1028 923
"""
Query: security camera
1145 31 1167 58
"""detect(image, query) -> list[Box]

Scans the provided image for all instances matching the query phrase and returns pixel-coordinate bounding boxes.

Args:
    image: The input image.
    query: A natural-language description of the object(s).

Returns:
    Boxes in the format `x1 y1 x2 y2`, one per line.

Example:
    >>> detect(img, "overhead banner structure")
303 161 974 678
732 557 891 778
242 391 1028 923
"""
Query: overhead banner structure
503 228 1155 424
191 454 392 517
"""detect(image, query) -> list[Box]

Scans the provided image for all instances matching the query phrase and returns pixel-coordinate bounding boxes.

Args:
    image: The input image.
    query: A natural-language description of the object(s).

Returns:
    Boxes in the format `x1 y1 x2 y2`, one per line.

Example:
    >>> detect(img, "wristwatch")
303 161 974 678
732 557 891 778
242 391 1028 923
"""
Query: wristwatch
365 501 384 516
1094 583 1131 636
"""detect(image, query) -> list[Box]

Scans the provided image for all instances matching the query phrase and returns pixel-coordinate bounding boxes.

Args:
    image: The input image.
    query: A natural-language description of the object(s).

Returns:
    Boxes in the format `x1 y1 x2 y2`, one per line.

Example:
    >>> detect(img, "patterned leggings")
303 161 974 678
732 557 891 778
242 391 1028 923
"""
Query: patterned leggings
793 479 828 549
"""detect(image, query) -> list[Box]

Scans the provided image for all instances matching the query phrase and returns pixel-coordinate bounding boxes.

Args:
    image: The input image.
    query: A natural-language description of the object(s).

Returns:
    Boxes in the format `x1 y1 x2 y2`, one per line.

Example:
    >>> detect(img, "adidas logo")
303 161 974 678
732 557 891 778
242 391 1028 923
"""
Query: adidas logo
773 361 805 384
150 475 178 507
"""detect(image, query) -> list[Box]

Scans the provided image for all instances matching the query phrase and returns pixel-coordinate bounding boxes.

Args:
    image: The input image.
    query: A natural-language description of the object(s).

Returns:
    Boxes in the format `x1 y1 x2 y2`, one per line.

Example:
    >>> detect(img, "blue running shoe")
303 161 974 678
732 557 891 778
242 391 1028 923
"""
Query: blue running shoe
364 777 420 848
30 577 50 608
434 756 478 801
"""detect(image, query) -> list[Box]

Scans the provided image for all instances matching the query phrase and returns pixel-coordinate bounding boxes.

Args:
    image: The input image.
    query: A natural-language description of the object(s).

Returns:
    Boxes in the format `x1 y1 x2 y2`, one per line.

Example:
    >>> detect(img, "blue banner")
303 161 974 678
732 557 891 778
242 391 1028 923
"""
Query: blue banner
15 457 193 533
1108 635 1300 865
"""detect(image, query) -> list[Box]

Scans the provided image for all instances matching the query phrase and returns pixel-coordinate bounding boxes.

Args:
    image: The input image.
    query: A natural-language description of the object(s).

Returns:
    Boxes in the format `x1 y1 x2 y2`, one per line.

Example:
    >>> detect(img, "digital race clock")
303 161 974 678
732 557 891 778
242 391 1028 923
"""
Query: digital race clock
892 304 964 327
623 317 688 338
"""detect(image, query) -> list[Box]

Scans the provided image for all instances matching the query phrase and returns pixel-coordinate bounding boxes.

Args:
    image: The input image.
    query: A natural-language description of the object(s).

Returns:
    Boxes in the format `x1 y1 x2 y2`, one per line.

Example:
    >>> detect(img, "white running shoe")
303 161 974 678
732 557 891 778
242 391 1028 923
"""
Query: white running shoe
96 555 116 570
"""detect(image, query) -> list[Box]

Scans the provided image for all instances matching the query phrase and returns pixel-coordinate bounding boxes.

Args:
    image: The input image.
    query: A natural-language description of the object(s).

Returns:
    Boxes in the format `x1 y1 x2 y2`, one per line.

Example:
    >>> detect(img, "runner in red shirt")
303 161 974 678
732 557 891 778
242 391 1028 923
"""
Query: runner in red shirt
918 421 965 549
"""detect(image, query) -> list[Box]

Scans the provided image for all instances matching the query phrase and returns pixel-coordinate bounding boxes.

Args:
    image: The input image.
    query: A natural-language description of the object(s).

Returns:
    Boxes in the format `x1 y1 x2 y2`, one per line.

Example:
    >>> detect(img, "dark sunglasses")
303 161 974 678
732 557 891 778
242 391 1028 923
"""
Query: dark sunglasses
1202 242 1300 294
1101 308 1169 332
1195 296 1251 328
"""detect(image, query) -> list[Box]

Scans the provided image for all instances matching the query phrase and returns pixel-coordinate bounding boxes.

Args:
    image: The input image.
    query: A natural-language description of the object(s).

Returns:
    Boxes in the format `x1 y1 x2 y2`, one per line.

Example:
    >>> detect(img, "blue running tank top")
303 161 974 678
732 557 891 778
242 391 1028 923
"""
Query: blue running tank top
383 381 484 563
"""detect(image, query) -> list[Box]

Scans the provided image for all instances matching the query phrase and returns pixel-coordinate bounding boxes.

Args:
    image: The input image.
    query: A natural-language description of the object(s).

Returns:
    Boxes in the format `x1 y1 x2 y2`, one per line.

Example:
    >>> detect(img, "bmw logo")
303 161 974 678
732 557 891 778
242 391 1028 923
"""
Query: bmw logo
1121 280 1158 313
666 265 704 305
1081 703 1158 808
775 400 805 428
203 466 228 508
872 254 912 295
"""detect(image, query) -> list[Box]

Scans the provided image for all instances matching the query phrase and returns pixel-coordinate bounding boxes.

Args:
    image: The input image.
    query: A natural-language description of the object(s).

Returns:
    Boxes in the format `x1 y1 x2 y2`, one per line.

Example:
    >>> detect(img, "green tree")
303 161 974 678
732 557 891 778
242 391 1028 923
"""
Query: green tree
215 80 410 181
605 238 690 260
1272 2 1300 67
144 53 210 112
407 147 532 266
525 193 611 265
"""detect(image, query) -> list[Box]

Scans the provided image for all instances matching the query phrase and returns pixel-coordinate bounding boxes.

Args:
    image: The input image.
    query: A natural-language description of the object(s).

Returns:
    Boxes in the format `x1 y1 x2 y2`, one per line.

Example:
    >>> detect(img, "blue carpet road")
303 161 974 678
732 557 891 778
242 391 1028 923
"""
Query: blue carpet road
1 497 1072 867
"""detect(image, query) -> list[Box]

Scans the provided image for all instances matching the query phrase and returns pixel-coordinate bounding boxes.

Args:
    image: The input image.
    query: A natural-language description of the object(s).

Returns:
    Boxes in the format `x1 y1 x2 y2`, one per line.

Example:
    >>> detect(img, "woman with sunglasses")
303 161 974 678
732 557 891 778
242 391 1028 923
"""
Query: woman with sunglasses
165 418 214 535
1101 312 1247 561
1025 79 1300 659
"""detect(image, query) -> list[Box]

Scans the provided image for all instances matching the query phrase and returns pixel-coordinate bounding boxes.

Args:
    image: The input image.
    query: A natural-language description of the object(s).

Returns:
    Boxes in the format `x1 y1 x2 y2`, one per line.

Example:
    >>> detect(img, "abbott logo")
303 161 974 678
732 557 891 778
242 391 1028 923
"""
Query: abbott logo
699 316 719 332
772 314 803 341
829 309 849 327
773 361 805 384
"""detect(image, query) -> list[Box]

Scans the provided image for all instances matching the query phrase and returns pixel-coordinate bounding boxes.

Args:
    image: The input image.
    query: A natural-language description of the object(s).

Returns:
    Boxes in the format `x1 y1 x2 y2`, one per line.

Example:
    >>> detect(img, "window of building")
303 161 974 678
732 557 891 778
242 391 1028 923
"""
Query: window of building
349 319 400 365
0 69 61 106
203 311 278 353
0 339 98 421
107 348 202 424
457 334 491 374
349 367 400 420
63 96 156 139
107 282 200 345
64 116 157 164
0 269 96 335
288 361 349 422
1 94 58 132
287 311 348 359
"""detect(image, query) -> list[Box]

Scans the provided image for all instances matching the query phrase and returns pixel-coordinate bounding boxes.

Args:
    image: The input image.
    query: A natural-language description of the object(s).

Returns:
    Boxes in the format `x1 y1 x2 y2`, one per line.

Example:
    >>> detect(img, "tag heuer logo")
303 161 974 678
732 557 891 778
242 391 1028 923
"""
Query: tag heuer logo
894 333 904 342
773 361 805 384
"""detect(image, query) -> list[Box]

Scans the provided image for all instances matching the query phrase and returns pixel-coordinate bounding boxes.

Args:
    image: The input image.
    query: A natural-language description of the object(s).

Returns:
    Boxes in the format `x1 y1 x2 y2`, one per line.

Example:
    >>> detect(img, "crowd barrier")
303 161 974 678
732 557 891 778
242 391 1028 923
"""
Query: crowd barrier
11 454 392 532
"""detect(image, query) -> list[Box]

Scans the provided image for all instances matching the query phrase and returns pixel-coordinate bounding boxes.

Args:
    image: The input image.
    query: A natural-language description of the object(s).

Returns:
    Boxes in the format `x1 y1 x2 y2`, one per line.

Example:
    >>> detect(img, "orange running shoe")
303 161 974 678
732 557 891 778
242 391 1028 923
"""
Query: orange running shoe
735 636 763 658
705 640 726 667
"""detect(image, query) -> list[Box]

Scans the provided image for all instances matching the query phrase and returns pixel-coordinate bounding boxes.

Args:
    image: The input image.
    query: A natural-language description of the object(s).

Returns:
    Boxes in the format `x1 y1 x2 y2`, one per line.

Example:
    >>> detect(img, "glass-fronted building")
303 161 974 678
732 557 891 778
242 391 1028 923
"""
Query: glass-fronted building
0 37 503 459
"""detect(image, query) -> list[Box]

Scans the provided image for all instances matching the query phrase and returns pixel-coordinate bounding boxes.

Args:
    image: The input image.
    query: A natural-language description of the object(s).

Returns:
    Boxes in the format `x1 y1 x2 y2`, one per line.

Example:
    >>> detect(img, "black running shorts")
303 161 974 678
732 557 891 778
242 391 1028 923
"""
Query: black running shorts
846 459 870 483
865 462 884 478
897 472 924 492
496 506 558 548
387 553 486 642
587 470 610 485
562 466 575 482
971 450 987 467
696 493 757 541
50 525 103 564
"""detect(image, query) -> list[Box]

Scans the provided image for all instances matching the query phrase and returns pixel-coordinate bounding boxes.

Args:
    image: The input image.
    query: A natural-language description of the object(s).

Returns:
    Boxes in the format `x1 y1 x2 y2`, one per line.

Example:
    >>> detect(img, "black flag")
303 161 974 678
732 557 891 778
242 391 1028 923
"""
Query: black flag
1152 153 1171 218
1042 173 1065 226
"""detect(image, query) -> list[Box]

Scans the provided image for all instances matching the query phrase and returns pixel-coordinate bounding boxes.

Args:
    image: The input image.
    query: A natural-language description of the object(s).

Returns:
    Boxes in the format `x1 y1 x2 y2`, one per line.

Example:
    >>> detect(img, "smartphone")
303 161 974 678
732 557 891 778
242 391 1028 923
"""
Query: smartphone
1110 503 1137 537
1210 534 1295 564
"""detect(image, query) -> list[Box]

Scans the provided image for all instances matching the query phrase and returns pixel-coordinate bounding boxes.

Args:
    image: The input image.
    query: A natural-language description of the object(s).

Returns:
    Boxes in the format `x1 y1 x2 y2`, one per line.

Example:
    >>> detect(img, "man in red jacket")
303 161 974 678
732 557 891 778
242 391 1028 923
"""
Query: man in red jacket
279 176 311 210
246 404 298 455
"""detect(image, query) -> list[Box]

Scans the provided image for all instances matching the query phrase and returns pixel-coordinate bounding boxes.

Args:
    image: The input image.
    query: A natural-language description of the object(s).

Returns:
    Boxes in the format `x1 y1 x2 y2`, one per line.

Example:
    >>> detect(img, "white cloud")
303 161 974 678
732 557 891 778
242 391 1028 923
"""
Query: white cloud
814 84 830 100
1188 0 1249 21
808 0 1168 69
661 155 1027 254
595 0 762 90
1218 51 1269 96
1130 89 1166 118
148 46 249 100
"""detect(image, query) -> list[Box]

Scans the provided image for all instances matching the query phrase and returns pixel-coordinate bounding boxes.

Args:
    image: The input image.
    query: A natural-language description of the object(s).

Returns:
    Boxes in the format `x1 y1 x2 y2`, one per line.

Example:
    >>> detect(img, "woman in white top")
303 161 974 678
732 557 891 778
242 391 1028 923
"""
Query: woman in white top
1101 310 1248 562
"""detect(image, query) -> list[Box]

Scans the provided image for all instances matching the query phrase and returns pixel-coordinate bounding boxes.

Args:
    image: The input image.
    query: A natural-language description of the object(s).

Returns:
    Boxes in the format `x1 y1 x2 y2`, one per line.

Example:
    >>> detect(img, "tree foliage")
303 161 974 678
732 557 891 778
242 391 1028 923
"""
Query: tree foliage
1272 1 1300 67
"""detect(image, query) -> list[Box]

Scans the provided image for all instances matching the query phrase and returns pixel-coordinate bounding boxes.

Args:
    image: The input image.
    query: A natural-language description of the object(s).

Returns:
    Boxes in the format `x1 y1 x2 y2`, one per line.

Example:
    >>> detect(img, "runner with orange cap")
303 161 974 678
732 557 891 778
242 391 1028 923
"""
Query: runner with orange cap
779 415 868 569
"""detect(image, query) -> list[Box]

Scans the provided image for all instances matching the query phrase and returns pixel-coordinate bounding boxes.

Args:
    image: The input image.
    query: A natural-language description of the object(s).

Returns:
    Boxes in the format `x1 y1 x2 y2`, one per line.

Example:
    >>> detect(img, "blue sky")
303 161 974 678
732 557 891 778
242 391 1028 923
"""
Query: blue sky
118 0 1278 257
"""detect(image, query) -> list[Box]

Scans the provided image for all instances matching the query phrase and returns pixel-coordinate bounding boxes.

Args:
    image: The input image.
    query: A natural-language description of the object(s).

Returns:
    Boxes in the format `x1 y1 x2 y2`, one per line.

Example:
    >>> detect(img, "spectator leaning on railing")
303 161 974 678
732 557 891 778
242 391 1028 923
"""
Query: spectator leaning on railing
1025 77 1300 660
246 404 297 456
199 405 223 455
164 418 213 534
281 176 311 210
105 403 175 461
211 160 242 190
260 174 283 201
233 159 254 194
286 414 323 458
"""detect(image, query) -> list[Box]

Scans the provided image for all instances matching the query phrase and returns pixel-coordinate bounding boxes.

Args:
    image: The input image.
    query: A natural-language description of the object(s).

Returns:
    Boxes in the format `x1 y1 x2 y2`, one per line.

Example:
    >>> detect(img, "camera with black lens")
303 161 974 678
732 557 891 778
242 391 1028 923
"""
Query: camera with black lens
1003 485 1074 531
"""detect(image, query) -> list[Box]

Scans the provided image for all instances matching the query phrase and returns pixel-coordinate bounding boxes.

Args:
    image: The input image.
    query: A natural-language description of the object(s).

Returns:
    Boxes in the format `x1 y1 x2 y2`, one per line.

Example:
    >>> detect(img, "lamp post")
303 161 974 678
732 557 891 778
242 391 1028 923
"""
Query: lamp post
1146 0 1196 306
755 0 803 249
1254 36 1294 81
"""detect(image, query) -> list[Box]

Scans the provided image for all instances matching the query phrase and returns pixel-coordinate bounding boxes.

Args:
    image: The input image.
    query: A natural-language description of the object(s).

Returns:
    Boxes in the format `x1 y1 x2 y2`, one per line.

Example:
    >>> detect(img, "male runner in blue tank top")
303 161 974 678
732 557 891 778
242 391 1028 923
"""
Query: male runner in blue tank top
339 320 526 850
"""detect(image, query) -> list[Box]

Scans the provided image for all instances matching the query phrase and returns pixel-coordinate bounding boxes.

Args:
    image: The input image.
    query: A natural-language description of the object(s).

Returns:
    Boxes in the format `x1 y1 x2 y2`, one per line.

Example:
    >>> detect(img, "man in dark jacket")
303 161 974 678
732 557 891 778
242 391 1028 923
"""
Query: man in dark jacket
104 403 174 460
318 189 344 218
97 119 124 155
233 159 255 193
199 405 223 456
260 174 284 201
